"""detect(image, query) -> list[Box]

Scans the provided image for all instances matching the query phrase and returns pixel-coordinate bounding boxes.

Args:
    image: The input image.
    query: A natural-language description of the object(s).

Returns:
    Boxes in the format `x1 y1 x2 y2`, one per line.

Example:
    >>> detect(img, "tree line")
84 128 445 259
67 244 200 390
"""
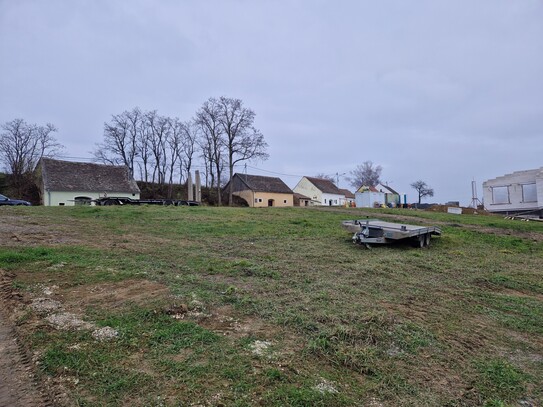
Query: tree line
94 97 268 205
0 97 268 205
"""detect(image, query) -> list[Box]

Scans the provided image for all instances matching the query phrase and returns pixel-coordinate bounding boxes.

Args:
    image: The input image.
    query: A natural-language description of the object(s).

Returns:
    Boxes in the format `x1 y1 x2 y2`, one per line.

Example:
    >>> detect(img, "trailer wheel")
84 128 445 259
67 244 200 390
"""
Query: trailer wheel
425 234 431 247
412 235 425 248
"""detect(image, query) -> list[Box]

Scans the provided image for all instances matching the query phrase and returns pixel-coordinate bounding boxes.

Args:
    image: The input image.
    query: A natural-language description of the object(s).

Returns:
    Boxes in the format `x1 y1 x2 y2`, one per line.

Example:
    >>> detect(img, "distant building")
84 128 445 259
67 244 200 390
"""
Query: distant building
338 189 355 206
355 185 385 208
36 158 140 206
223 173 293 207
293 177 345 206
375 183 401 207
293 193 312 207
483 168 543 216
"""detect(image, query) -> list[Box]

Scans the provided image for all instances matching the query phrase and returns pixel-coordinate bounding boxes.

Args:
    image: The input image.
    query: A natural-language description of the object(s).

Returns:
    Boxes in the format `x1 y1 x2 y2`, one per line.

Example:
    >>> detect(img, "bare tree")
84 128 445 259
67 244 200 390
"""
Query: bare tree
179 120 198 183
0 119 62 193
195 98 225 205
218 97 269 206
346 161 382 189
145 110 170 185
166 117 184 196
410 180 434 205
94 108 142 176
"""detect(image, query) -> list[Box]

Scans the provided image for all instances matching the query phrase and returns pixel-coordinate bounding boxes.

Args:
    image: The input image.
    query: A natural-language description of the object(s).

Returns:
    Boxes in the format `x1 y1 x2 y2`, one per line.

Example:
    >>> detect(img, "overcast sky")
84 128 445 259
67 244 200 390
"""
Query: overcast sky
1 0 542 205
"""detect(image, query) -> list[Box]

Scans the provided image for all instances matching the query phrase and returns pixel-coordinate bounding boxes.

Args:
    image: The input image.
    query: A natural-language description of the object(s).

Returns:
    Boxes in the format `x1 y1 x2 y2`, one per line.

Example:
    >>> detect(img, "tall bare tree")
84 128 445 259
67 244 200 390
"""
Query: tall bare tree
145 110 170 185
0 119 62 193
411 180 434 206
218 97 269 206
346 161 382 189
166 117 189 197
94 107 142 176
195 98 225 205
179 120 198 183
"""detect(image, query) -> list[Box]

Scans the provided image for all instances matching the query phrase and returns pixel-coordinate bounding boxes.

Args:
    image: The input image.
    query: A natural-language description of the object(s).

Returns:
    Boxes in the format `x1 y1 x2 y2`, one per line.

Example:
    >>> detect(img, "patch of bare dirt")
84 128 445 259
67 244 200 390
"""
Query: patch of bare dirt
0 214 82 247
60 279 172 312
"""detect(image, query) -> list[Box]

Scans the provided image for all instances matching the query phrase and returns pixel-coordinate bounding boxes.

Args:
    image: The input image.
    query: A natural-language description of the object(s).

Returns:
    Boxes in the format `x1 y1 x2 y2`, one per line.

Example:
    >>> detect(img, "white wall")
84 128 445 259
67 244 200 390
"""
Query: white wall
483 168 543 212
321 193 344 206
355 191 385 208
293 177 322 203
44 191 140 206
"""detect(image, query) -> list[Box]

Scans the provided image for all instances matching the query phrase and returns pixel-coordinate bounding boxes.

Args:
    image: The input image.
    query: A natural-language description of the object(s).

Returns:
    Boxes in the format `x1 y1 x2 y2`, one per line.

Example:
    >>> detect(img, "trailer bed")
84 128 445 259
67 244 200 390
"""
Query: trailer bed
342 219 441 248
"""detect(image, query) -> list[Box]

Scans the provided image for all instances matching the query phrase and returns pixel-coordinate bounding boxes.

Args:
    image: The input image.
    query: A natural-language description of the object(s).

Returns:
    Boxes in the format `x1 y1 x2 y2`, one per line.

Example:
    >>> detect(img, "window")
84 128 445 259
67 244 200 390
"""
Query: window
324 199 327 204
258 198 263 203
283 200 287 204
492 186 509 204
522 183 537 202
255 198 258 203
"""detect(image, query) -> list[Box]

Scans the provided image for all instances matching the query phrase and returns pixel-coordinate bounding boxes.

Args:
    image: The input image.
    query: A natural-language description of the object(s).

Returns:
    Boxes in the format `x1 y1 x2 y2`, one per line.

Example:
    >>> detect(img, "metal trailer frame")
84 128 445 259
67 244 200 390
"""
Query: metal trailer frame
342 219 441 249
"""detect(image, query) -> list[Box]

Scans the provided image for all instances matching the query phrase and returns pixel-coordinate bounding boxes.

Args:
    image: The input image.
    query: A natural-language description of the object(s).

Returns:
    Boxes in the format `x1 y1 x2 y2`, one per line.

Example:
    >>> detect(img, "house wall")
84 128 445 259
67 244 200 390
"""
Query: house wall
355 191 385 208
321 193 343 206
340 197 356 206
293 177 322 204
483 168 543 213
234 190 293 207
44 191 140 206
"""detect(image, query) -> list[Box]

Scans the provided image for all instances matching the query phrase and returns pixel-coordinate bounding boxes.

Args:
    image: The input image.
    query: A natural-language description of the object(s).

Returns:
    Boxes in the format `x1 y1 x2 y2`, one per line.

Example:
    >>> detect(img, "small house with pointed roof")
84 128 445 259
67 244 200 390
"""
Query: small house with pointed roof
36 158 140 206
293 176 345 206
375 183 401 206
224 173 294 207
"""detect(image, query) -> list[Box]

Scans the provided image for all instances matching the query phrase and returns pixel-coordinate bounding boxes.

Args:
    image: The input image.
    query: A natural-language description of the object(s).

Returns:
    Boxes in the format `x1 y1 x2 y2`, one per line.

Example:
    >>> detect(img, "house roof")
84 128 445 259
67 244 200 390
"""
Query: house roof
358 185 380 193
233 173 293 194
376 183 399 195
305 176 342 194
293 192 311 200
39 158 140 193
339 189 355 199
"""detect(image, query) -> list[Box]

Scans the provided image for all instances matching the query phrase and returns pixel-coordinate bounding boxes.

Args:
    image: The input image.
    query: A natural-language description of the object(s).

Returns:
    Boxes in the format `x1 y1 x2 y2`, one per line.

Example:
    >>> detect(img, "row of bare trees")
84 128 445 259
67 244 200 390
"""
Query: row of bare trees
94 97 268 205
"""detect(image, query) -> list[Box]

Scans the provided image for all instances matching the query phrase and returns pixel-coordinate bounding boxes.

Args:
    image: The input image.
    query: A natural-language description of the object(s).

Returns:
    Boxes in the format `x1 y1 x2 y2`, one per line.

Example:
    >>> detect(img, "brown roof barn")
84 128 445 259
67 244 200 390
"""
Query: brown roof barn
36 158 140 206
224 173 294 207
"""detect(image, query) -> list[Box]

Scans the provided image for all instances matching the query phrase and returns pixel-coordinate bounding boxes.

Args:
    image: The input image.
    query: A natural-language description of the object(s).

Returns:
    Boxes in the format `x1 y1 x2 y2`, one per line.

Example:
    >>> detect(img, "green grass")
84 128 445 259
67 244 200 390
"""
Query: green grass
1 205 542 406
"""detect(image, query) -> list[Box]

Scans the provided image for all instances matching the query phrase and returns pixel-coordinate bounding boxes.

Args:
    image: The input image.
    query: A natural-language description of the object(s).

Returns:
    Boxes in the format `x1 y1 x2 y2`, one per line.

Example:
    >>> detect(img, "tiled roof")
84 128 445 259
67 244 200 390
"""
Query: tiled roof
234 174 293 194
339 189 355 198
305 177 342 194
39 158 140 193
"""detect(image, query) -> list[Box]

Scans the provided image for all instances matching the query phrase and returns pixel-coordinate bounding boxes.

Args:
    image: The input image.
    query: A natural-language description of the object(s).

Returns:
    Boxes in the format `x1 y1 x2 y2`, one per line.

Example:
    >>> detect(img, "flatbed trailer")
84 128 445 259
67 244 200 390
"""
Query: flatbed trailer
93 197 199 206
342 219 441 248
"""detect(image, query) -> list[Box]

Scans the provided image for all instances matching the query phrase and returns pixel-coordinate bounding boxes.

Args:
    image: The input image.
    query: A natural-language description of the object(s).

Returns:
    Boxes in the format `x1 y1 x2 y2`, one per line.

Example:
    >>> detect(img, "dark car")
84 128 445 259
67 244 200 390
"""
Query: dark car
0 193 32 206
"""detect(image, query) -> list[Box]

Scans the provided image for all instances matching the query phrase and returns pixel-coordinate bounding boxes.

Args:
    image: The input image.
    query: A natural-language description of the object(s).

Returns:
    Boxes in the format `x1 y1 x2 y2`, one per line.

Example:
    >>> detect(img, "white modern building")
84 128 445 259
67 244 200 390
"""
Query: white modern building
483 168 543 216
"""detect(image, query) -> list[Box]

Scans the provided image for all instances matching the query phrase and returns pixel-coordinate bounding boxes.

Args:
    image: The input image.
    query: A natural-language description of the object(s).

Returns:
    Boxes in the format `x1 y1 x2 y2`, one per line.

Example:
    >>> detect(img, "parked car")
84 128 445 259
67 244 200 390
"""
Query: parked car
0 193 32 206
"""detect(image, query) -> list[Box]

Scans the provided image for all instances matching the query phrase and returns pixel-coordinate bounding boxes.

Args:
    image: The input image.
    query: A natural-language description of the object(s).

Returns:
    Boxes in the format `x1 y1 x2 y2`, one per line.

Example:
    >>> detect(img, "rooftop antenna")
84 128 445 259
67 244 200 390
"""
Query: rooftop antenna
470 179 482 208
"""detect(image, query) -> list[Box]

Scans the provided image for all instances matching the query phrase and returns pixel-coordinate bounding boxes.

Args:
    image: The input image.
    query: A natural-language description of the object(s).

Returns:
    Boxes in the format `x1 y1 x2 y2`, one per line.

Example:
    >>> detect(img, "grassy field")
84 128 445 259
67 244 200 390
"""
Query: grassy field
0 205 542 406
